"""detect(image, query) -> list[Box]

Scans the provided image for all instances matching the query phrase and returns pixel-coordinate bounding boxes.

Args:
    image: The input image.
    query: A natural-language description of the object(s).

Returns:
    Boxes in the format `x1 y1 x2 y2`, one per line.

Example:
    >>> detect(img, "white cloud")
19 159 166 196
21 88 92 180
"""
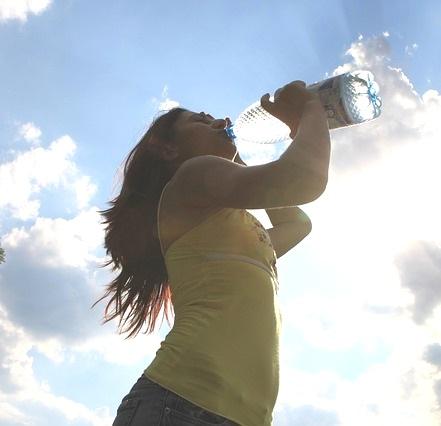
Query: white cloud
33 338 65 364
18 122 42 145
0 289 159 426
405 43 419 56
0 305 34 394
282 293 408 352
335 358 439 426
151 84 180 112
0 0 52 23
0 111 159 423
158 85 180 110
0 212 110 343
0 278 125 426
0 122 108 345
18 390 112 426
394 241 441 324
424 343 441 369
0 401 29 426
70 331 163 366
1 208 104 269
275 338 441 426
0 135 76 220
275 404 339 426
72 175 98 211
0 131 98 220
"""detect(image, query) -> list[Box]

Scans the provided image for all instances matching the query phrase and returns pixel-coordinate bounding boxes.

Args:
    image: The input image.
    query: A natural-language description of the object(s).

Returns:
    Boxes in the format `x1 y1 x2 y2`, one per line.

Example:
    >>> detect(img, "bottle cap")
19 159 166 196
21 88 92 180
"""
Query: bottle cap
225 125 236 140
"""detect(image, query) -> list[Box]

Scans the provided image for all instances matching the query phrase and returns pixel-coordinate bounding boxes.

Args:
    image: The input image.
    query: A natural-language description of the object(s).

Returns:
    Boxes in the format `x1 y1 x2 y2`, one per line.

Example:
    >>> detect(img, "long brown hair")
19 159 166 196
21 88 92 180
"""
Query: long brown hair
91 107 188 339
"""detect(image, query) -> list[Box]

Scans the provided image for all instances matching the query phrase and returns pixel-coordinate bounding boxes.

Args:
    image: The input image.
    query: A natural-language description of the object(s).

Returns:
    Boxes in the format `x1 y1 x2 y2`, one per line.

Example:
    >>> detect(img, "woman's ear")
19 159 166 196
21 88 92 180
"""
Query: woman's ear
161 144 179 161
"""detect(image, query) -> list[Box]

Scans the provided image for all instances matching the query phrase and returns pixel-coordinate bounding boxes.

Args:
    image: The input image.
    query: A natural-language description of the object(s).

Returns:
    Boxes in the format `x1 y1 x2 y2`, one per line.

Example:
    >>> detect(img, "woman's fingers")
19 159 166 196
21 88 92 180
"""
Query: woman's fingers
260 93 273 113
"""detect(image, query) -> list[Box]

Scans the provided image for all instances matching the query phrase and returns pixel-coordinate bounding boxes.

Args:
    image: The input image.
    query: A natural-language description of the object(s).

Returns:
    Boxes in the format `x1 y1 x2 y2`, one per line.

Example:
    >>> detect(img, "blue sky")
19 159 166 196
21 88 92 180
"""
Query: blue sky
1 1 441 425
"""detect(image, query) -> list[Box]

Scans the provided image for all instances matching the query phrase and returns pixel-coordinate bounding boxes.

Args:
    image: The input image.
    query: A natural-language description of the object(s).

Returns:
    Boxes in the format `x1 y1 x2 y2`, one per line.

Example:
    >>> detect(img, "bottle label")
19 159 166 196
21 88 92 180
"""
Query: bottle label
307 75 352 130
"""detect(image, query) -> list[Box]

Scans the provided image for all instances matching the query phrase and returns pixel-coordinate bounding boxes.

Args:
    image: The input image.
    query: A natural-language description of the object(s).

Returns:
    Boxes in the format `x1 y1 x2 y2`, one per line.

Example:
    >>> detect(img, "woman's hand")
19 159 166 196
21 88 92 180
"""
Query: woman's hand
260 80 320 134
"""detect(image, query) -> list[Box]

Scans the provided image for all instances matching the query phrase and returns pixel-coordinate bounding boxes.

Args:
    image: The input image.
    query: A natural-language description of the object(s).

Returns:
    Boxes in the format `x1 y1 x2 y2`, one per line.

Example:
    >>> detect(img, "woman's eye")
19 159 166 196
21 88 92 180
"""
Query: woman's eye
196 113 213 123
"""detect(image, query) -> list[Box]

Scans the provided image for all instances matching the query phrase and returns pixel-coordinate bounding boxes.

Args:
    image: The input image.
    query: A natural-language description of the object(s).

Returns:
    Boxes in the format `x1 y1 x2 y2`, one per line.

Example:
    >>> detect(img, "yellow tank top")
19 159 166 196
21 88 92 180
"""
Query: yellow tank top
144 181 282 426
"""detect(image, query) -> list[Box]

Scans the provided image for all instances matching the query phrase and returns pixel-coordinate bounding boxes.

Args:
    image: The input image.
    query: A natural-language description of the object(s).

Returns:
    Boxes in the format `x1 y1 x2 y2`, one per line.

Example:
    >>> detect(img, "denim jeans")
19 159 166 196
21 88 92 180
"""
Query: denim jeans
112 374 239 425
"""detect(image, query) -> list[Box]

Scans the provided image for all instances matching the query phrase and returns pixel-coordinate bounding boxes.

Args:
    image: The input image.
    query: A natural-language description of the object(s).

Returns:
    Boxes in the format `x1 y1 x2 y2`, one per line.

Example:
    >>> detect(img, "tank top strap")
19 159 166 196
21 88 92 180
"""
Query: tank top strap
157 181 233 258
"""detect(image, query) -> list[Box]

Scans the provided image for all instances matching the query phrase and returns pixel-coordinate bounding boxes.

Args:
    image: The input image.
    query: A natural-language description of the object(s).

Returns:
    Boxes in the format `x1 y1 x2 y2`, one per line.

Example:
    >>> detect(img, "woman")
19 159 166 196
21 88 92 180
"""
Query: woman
92 81 330 425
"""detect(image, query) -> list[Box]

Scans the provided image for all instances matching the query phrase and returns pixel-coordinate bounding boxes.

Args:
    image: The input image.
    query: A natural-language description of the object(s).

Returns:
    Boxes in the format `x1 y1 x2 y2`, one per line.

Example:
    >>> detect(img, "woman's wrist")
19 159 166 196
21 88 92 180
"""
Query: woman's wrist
288 98 325 139
289 99 326 138
303 97 326 116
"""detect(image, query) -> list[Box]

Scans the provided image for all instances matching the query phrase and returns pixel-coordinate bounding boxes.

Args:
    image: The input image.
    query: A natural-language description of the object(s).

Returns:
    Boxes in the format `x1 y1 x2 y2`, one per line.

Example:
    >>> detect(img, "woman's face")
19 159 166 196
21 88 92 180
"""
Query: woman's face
168 110 237 168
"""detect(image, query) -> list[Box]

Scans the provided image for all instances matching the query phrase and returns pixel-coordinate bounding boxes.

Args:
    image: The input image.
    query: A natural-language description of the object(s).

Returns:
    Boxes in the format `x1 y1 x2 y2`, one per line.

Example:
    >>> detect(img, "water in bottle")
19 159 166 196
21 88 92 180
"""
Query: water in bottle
225 70 382 144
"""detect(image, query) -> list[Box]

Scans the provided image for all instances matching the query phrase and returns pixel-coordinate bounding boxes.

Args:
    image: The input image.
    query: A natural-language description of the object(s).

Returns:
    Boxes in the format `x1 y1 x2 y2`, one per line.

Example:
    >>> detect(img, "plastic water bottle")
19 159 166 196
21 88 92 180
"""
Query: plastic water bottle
225 70 382 144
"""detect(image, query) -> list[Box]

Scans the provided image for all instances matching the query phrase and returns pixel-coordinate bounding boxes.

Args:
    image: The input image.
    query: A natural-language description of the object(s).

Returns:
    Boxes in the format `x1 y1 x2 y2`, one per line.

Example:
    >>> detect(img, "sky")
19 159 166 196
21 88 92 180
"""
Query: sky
1 0 441 425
